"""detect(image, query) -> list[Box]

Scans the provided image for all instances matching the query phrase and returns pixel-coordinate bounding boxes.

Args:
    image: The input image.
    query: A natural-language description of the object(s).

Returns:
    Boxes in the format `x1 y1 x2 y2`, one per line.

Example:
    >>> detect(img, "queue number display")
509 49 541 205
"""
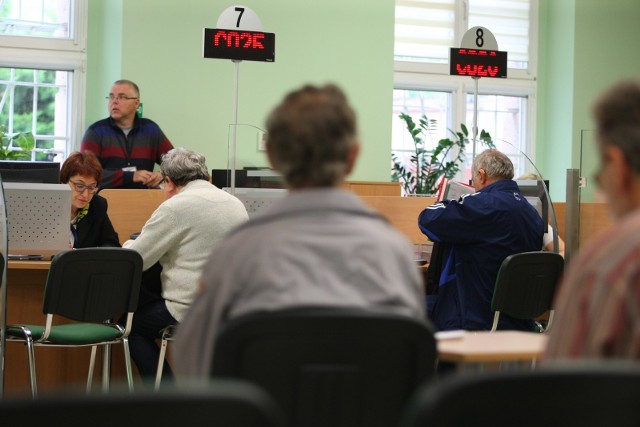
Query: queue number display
203 28 275 62
450 27 506 78
449 48 507 78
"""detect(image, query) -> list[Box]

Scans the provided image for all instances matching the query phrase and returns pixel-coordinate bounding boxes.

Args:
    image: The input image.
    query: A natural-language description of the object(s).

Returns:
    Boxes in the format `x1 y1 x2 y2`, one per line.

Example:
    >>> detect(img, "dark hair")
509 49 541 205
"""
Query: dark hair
593 78 640 174
265 84 358 188
60 151 103 183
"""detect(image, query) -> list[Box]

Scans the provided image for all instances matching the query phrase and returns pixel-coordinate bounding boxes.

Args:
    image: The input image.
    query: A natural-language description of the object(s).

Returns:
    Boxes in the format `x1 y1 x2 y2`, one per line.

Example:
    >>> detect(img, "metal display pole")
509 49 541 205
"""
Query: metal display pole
230 60 241 195
472 77 479 160
205 6 275 195
565 169 581 265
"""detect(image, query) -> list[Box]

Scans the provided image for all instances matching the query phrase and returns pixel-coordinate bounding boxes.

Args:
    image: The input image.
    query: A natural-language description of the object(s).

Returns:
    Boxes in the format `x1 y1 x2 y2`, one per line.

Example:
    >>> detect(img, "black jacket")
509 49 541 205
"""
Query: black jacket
73 194 120 248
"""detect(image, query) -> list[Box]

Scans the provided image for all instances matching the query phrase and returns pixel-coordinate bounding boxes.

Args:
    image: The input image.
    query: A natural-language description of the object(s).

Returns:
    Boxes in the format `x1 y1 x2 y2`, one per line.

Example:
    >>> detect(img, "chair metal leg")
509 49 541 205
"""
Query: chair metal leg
545 310 555 333
24 335 38 399
490 311 500 332
122 337 134 392
154 334 170 391
87 345 98 393
101 345 111 393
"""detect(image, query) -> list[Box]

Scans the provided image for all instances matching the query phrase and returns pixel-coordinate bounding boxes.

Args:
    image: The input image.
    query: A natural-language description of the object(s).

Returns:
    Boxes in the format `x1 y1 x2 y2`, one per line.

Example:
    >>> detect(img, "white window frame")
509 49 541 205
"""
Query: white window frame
0 0 87 159
394 0 539 167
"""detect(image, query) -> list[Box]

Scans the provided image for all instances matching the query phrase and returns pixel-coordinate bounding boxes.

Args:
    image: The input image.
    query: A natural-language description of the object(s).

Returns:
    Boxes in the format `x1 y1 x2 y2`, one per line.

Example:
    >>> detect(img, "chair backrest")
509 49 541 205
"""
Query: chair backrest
491 251 564 319
211 307 437 427
42 248 142 322
0 379 284 427
400 362 640 427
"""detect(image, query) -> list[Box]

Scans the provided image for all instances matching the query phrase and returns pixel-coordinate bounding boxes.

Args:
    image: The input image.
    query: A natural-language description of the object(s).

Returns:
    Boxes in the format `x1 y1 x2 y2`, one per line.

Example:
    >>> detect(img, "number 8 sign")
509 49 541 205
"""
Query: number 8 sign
449 26 506 78
460 26 499 50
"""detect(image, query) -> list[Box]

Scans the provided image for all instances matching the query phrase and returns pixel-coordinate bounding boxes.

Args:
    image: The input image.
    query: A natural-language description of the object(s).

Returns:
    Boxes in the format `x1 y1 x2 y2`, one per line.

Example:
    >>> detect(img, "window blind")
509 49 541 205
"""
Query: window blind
469 0 529 68
395 0 530 69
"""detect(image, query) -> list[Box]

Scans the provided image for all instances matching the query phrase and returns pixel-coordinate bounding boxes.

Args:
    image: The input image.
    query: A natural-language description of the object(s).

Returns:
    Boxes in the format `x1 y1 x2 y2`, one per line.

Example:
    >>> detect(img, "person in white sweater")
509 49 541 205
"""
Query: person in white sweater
123 147 248 381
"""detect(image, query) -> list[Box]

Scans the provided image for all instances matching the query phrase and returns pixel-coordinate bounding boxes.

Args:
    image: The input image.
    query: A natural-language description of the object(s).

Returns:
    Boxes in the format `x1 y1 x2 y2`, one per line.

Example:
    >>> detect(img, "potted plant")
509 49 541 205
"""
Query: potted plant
392 113 493 195
0 124 35 160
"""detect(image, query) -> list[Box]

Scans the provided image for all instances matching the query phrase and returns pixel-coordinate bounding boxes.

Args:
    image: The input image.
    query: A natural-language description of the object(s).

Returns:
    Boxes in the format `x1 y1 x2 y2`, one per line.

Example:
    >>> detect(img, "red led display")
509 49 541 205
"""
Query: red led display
203 28 275 62
449 48 507 78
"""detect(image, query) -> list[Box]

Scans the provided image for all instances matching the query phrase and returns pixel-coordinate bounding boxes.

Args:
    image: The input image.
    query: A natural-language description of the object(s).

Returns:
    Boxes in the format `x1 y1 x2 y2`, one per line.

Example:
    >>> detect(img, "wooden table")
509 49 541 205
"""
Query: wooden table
436 330 548 363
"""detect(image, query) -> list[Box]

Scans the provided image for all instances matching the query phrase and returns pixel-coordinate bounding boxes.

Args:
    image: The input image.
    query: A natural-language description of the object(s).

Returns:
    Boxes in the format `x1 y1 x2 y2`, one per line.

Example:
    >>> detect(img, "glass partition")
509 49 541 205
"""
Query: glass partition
580 129 605 248
580 129 599 203
223 123 283 193
0 175 8 397
225 123 286 217
497 139 561 255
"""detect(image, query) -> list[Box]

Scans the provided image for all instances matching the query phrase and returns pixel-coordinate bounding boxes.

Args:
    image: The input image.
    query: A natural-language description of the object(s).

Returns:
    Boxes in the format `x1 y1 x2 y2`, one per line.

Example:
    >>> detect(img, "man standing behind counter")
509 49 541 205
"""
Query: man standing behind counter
81 79 174 189
419 149 544 331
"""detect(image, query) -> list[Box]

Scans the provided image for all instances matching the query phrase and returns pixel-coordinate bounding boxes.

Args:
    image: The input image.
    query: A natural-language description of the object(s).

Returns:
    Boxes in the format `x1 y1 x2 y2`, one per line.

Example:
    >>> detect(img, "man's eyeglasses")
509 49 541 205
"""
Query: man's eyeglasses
106 94 139 102
69 180 98 194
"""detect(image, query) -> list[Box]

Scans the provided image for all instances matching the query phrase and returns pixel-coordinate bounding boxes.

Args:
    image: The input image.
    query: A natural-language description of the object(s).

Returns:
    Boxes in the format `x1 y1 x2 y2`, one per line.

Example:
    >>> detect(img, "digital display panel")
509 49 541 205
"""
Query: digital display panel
449 48 507 78
203 28 275 62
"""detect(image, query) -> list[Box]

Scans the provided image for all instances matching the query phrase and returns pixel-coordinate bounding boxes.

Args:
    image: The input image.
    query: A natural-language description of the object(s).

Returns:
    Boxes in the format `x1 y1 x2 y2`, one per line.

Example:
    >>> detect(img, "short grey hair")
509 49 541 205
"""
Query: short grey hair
113 79 140 97
593 78 640 175
160 147 210 186
265 84 358 188
472 149 514 180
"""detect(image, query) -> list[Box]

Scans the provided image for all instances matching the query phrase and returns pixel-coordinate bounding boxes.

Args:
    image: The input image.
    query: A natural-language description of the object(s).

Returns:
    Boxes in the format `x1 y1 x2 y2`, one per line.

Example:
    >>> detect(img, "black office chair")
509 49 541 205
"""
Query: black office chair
491 251 564 332
0 379 284 427
211 307 437 427
6 248 142 397
400 362 640 427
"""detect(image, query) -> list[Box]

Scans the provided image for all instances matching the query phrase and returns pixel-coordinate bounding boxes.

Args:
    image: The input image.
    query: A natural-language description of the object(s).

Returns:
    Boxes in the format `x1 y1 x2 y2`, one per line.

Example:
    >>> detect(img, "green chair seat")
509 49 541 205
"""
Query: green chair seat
7 323 123 345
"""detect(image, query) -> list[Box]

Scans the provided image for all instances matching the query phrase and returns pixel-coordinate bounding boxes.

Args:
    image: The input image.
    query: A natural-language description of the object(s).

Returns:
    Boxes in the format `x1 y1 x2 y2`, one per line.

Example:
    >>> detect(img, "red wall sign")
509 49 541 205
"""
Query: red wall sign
449 48 507 78
203 28 275 62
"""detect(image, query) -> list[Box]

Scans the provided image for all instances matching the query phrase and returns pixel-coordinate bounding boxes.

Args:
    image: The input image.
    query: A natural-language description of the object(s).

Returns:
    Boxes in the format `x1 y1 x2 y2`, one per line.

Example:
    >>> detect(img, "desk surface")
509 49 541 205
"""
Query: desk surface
437 330 548 363
8 260 52 270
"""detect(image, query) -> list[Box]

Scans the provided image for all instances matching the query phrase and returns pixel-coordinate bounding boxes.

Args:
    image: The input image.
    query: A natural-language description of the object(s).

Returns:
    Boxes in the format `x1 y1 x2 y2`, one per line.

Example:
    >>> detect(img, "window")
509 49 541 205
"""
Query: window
393 0 537 184
0 0 71 39
392 89 451 189
0 0 86 162
0 68 71 160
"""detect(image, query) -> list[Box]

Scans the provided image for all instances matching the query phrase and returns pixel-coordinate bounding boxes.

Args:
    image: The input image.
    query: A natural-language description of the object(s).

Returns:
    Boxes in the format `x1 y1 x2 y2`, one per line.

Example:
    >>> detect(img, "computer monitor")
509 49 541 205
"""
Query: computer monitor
211 169 265 189
211 169 247 189
515 179 550 227
0 161 60 184
3 182 71 260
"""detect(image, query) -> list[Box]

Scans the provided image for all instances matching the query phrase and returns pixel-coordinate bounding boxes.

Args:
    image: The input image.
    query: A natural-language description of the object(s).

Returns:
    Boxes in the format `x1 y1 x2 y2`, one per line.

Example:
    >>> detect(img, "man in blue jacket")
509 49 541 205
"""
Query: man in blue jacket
419 149 544 331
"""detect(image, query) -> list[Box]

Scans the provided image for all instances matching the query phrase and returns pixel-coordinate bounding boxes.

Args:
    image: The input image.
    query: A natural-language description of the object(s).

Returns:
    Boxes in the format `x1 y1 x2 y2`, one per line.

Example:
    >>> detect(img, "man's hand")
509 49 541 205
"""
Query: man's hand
133 170 164 188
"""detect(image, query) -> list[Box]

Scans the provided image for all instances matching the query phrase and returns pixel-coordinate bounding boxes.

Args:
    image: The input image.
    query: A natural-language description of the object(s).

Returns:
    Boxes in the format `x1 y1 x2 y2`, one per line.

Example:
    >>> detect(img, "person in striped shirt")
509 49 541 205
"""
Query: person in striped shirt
545 78 640 359
81 79 174 189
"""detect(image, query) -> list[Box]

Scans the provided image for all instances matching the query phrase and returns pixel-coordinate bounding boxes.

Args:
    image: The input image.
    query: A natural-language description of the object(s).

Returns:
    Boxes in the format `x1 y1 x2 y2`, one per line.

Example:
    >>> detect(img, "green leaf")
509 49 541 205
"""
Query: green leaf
394 112 492 195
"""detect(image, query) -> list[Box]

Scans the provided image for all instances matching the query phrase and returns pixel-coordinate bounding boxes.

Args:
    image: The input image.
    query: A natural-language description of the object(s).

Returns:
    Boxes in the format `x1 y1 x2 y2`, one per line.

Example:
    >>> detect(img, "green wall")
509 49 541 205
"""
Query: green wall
86 0 395 181
87 1 640 191
536 0 575 202
537 0 640 202
86 0 123 126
